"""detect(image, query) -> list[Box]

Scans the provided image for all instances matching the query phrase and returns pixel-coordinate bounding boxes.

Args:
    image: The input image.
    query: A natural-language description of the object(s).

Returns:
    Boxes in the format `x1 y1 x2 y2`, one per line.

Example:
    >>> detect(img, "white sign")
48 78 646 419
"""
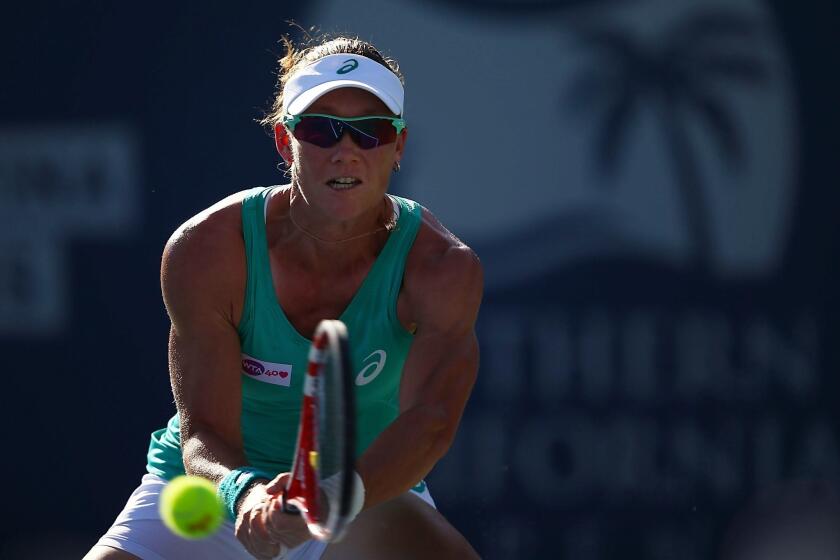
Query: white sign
0 126 140 334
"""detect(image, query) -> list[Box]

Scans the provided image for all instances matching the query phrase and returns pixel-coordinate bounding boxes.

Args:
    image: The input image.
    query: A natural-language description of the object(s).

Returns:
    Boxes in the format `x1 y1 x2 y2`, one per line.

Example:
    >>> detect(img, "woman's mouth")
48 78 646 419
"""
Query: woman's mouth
327 177 362 190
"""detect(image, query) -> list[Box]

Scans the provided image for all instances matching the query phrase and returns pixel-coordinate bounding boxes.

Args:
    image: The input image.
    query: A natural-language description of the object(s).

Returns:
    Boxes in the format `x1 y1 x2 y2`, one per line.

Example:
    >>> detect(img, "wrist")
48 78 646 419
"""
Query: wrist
234 478 270 517
218 466 275 521
320 470 366 524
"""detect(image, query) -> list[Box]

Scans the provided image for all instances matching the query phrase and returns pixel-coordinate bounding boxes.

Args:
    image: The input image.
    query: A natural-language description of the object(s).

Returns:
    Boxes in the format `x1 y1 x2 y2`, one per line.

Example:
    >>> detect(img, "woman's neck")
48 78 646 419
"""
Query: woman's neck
269 185 395 267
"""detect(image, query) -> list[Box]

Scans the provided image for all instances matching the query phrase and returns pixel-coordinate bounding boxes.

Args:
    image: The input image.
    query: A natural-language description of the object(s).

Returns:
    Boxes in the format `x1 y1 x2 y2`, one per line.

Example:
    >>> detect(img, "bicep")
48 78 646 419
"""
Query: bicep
168 317 244 448
398 245 483 424
399 329 479 426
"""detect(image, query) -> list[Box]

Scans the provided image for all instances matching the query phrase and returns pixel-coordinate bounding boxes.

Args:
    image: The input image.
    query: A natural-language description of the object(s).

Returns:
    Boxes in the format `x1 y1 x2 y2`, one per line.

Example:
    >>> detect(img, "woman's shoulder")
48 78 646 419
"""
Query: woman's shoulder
160 187 271 322
409 205 480 272
402 206 483 326
169 187 269 243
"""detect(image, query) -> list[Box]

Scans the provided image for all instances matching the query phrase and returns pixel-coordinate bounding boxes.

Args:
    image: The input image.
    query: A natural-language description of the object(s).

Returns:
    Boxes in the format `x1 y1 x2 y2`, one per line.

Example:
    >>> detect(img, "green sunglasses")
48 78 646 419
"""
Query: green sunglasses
282 113 406 150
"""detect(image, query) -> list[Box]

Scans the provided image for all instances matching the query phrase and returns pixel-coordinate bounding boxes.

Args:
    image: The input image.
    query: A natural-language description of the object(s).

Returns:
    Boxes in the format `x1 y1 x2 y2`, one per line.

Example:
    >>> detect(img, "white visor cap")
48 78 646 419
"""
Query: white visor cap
282 54 404 117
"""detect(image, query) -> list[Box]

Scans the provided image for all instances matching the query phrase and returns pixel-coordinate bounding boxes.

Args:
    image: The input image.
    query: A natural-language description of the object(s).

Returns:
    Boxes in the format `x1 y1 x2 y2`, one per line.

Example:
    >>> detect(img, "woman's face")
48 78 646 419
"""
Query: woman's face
279 87 407 222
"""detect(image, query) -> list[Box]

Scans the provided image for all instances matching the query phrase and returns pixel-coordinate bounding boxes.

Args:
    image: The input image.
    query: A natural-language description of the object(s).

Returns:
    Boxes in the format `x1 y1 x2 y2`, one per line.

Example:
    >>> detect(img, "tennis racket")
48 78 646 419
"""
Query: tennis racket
281 319 357 541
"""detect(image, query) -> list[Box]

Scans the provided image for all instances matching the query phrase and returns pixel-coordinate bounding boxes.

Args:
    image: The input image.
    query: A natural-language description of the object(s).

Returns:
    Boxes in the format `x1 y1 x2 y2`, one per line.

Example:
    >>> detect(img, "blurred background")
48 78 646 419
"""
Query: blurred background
1 0 838 558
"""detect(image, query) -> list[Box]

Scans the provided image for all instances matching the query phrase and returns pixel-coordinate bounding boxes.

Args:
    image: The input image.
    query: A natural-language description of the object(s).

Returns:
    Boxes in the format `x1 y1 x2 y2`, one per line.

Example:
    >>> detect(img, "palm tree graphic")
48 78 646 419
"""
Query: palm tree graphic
566 9 769 268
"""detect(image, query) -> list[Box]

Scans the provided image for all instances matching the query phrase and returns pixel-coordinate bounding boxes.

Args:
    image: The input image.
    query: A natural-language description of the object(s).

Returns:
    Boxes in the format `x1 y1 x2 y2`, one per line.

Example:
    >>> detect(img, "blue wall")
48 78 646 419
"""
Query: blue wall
1 1 838 558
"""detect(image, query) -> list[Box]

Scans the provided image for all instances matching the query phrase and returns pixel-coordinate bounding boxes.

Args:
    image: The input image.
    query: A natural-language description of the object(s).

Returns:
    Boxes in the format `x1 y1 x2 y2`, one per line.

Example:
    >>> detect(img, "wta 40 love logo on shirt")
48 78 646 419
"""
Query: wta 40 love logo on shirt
241 355 293 387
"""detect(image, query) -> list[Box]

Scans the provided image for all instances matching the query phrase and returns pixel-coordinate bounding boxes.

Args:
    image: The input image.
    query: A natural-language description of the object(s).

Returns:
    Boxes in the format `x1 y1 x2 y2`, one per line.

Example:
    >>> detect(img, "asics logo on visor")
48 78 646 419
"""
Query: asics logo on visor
337 59 359 74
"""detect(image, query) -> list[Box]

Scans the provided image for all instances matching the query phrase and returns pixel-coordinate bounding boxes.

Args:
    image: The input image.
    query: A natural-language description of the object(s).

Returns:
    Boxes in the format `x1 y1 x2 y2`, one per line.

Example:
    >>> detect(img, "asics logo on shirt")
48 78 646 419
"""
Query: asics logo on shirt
355 350 386 386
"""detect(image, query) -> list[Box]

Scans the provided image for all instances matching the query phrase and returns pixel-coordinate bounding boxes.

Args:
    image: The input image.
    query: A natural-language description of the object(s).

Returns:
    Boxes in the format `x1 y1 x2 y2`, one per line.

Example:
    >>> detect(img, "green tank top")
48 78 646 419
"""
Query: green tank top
147 187 421 480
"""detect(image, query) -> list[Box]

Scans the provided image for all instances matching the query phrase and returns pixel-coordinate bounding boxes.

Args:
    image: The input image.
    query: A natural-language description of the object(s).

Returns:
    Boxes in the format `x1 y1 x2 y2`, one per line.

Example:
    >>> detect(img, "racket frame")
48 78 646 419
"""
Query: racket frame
282 319 356 541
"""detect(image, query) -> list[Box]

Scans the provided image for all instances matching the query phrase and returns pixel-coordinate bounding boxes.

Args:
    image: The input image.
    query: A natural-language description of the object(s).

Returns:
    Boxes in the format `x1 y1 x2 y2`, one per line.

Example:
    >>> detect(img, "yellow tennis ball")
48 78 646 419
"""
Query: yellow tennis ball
159 475 224 539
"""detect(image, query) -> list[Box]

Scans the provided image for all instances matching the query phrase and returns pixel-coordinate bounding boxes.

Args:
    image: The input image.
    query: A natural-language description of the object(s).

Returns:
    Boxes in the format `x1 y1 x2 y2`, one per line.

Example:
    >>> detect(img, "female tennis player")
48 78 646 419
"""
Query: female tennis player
85 33 482 560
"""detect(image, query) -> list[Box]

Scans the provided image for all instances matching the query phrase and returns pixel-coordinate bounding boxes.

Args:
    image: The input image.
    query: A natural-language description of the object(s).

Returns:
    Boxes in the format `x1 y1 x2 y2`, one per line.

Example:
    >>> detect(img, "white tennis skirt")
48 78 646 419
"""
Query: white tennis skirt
95 473 435 560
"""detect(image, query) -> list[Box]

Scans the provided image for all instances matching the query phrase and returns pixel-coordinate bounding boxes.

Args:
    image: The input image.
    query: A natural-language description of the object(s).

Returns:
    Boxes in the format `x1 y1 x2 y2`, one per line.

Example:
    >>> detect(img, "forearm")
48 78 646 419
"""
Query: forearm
356 405 453 509
181 426 252 484
182 427 278 520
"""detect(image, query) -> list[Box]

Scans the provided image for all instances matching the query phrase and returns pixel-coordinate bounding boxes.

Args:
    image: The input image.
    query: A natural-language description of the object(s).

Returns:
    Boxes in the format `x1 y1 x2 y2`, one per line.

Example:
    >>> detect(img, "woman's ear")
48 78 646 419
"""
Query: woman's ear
274 123 293 166
394 126 408 167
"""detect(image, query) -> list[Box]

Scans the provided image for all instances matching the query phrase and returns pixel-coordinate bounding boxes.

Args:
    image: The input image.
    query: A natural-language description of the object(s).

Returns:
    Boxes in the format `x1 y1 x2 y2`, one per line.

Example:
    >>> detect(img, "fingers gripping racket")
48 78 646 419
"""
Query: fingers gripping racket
281 319 357 541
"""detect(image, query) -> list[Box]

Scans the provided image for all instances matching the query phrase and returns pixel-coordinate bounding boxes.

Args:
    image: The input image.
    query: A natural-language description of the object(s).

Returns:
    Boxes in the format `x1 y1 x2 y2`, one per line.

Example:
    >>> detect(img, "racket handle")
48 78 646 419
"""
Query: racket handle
281 488 301 515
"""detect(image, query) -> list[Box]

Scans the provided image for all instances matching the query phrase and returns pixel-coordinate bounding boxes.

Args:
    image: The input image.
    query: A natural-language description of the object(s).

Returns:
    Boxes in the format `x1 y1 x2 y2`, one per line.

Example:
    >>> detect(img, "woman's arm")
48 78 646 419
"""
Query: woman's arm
161 201 249 482
356 228 484 509
161 200 308 558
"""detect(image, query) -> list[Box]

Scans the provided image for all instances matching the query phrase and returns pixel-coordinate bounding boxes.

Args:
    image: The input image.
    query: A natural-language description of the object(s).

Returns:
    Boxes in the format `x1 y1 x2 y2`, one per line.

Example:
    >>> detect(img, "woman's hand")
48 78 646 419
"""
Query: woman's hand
235 473 311 559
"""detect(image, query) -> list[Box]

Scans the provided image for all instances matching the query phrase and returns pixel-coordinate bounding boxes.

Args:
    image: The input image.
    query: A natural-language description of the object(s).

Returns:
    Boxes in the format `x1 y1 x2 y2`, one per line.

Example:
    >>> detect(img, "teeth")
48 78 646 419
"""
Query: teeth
328 177 361 190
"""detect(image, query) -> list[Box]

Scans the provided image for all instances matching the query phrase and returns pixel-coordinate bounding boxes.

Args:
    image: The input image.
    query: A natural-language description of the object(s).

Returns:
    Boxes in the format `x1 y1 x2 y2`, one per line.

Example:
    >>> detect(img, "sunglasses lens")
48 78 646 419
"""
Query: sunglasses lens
347 119 398 149
292 116 399 149
291 116 342 148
